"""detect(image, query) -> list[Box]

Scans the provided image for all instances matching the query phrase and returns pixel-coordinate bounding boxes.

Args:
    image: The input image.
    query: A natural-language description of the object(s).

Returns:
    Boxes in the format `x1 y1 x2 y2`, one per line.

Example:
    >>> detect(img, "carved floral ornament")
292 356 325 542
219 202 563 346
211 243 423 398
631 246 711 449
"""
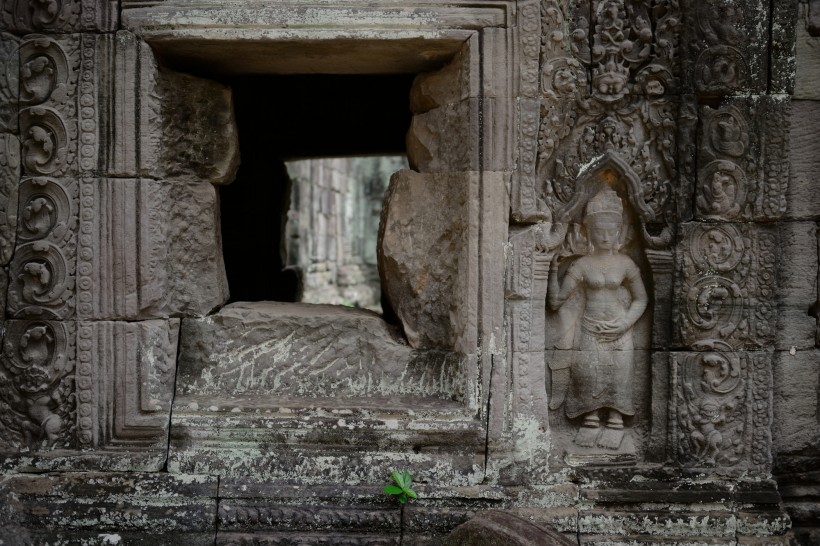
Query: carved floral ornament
1 0 81 32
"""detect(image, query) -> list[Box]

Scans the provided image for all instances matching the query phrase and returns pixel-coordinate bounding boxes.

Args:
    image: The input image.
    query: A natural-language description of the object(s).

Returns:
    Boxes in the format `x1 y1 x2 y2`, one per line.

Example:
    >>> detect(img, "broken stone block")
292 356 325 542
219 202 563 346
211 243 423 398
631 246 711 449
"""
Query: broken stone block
378 170 478 351
157 68 240 184
406 99 479 173
177 301 464 401
77 178 228 320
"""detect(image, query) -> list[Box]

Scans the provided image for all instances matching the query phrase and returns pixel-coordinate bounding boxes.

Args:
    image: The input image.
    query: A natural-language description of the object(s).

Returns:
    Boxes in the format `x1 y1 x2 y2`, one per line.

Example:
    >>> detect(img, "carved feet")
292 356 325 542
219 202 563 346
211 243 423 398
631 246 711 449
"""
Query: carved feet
573 410 626 450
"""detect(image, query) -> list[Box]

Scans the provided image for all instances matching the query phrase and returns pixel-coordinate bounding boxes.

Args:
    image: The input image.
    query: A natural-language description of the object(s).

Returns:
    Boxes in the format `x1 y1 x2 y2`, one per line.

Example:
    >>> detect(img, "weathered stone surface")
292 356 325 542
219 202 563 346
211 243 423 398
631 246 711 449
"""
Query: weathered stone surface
77 178 228 319
772 349 820 459
0 319 178 471
796 2 820 100
670 350 773 473
0 472 216 545
787 100 820 220
178 301 464 400
378 170 478 352
444 510 575 545
106 32 239 184
680 0 769 96
407 98 479 173
409 43 476 114
0 133 19 266
0 0 117 33
776 222 818 350
0 32 17 133
7 177 78 320
157 68 239 184
217 482 401 544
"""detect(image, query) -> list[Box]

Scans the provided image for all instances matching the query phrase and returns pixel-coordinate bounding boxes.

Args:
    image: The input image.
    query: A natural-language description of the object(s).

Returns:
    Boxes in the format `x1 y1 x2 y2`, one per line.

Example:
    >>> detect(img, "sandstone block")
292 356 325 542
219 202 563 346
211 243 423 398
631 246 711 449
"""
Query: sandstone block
0 472 216 544
177 302 464 401
378 170 478 352
786 100 820 220
106 32 239 184
796 2 820 100
776 222 817 350
77 178 228 320
772 349 820 458
406 99 479 173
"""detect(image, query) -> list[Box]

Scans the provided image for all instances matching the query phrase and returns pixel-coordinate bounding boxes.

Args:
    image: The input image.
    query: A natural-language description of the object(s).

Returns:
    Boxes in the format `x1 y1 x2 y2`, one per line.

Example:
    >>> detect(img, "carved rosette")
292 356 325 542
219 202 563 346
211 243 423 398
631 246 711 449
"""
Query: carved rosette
672 341 772 472
0 320 76 452
677 223 776 350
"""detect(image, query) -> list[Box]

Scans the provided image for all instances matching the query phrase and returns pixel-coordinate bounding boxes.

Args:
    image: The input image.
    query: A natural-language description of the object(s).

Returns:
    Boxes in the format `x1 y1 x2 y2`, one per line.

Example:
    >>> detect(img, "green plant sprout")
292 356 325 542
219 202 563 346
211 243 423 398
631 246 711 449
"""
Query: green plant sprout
384 470 418 504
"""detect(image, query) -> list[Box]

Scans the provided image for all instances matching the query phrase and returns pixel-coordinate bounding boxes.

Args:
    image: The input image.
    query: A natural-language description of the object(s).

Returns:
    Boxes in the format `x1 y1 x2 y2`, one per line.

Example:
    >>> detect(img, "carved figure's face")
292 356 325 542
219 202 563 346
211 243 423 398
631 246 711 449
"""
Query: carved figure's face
553 67 577 94
588 222 620 251
645 79 664 96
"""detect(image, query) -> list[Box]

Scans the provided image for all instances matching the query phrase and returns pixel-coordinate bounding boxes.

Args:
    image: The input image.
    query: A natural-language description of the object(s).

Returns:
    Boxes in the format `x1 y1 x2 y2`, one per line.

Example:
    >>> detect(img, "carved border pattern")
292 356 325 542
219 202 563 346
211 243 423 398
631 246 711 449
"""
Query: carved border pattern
79 34 97 174
76 322 93 448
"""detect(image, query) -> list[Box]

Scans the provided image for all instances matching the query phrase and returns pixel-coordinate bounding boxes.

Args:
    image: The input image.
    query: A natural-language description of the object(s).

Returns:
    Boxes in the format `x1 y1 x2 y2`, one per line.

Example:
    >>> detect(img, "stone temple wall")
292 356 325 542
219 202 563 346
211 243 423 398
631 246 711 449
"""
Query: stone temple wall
285 156 406 310
0 1 816 545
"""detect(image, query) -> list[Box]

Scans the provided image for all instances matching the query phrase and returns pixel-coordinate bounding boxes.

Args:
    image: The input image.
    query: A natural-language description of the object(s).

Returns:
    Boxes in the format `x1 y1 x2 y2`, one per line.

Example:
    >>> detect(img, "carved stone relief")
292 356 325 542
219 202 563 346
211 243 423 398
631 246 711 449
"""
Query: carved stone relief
0 320 76 452
676 223 778 350
695 97 790 222
0 0 117 33
7 177 77 319
672 342 772 472
681 0 769 96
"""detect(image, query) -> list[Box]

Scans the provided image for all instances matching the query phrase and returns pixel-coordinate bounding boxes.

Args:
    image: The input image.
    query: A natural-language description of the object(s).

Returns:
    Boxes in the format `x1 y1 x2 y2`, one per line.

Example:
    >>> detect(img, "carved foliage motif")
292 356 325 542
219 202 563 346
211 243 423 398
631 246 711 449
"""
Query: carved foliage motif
8 34 83 319
0 133 20 266
673 342 772 470
0 32 18 133
677 223 777 349
0 320 76 452
695 99 789 222
19 35 79 179
7 178 77 318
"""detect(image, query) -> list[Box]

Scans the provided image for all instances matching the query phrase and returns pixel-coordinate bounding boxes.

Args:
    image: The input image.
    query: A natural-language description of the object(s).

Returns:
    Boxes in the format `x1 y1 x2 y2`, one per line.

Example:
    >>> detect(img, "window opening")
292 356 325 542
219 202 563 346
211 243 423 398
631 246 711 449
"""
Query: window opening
219 74 414 306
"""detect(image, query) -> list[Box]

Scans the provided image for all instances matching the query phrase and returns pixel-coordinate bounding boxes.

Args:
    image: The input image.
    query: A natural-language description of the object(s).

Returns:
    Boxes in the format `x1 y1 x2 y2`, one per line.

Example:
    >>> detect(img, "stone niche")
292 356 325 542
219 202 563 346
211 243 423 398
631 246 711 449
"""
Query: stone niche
0 0 813 544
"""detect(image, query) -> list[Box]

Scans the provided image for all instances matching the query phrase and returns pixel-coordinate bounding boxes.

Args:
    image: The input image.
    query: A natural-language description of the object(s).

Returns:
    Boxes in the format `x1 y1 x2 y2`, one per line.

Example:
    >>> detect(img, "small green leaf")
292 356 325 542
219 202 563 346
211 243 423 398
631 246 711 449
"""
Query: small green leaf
398 493 408 503
391 470 405 487
404 488 418 499
401 471 412 484
384 485 403 495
